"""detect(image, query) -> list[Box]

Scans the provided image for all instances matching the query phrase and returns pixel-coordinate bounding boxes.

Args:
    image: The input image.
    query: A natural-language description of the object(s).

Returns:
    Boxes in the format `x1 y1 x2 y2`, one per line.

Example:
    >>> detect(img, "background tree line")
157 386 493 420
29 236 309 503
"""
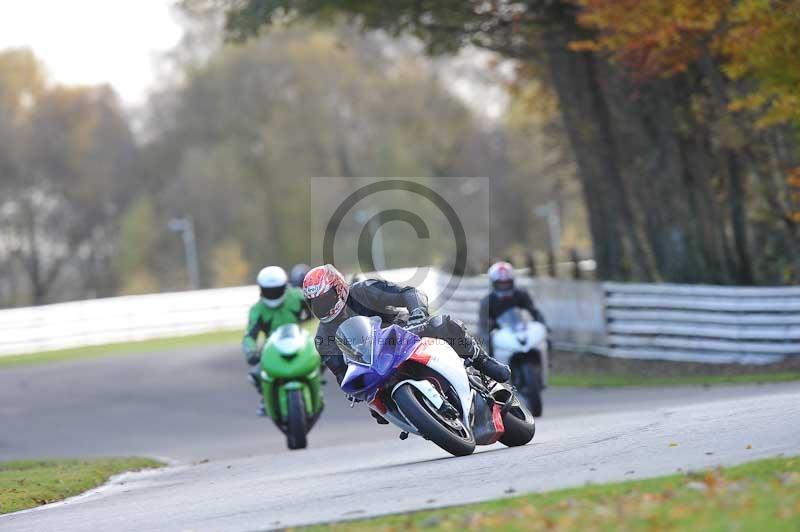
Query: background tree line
3 1 796 307
223 0 800 284
0 6 581 307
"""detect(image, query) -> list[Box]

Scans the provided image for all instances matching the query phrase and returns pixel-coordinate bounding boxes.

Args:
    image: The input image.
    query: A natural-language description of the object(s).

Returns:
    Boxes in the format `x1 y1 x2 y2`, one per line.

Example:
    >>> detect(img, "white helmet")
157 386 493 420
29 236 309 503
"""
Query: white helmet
488 261 515 295
257 266 288 308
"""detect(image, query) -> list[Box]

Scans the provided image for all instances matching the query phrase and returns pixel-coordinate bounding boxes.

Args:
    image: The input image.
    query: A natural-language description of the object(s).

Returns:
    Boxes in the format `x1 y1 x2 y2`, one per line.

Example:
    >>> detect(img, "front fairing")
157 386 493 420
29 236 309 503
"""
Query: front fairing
261 328 320 380
340 324 419 400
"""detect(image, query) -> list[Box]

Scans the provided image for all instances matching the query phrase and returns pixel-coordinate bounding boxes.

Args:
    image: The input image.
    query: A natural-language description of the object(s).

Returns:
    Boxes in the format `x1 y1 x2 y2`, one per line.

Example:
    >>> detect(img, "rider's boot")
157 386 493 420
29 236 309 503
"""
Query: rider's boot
426 314 511 383
466 338 511 383
471 351 511 383
248 368 266 416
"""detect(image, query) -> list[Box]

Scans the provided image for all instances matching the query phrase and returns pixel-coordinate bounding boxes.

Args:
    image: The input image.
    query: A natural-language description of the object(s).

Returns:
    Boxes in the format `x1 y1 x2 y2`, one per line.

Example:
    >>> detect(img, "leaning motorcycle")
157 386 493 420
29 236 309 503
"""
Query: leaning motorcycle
491 308 548 417
338 316 535 457
259 323 324 450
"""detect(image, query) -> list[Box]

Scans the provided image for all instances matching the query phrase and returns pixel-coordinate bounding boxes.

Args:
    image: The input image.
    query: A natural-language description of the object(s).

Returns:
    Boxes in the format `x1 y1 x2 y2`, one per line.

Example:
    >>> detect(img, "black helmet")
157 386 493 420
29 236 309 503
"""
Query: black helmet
289 263 311 288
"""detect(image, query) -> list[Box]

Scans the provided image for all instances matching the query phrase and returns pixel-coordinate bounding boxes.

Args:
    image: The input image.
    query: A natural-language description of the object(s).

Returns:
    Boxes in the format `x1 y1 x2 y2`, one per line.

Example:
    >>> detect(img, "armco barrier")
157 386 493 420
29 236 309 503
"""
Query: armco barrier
0 286 255 356
603 282 800 364
435 275 608 354
2 268 798 364
437 274 800 364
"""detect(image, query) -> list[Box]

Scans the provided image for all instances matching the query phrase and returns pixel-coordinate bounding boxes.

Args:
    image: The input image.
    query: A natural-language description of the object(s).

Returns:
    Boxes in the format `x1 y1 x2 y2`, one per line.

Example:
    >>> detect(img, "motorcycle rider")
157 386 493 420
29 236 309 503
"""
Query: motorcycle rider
289 263 311 288
243 266 312 414
478 261 547 351
302 264 511 392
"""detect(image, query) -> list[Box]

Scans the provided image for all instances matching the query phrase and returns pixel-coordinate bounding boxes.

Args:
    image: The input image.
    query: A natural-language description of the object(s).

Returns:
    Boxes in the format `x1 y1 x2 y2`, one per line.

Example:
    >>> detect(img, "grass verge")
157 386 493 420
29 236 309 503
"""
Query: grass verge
0 457 163 514
313 456 800 531
0 330 242 369
549 372 800 388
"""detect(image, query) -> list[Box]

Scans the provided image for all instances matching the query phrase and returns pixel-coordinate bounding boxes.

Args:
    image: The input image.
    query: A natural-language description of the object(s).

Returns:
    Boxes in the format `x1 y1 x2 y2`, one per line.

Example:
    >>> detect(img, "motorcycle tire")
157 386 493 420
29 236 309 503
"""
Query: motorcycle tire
394 383 476 457
514 360 543 417
286 389 308 450
499 405 536 447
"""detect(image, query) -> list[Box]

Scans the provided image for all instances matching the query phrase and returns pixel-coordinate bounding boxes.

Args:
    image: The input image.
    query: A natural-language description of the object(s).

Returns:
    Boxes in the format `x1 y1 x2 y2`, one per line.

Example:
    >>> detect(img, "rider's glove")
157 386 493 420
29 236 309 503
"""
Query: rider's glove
407 307 428 328
244 348 259 365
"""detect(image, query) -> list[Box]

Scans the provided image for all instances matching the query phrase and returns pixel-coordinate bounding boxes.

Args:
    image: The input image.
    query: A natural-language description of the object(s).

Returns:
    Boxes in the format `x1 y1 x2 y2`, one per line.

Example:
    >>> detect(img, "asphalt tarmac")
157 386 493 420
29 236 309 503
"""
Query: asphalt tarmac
1 344 798 530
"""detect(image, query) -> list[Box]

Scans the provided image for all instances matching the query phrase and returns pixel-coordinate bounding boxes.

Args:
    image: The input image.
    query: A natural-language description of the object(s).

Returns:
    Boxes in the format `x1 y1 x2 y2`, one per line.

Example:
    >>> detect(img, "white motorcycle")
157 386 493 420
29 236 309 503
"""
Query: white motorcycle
491 308 549 416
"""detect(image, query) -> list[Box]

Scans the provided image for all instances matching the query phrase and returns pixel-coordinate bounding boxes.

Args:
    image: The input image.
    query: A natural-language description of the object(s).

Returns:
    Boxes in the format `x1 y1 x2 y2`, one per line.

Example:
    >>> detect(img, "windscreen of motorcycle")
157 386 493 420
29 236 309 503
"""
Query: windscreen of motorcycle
335 315 380 366
496 308 532 331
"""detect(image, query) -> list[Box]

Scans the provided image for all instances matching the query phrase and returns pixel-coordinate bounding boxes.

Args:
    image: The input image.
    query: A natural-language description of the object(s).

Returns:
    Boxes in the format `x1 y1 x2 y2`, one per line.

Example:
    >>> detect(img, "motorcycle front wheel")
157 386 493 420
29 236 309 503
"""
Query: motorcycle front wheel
286 389 308 450
512 359 543 417
394 383 476 457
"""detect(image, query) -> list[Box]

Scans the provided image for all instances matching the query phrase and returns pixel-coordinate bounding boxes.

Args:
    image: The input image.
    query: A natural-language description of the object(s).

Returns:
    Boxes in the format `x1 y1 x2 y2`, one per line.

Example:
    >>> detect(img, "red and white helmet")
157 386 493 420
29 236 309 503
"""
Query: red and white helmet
488 261 515 294
303 264 350 323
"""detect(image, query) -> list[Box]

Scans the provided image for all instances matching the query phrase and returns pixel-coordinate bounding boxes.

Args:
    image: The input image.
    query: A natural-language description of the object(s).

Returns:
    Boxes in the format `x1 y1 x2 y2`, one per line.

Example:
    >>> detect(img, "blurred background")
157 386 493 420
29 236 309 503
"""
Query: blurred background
1 4 799 524
0 0 587 308
1 0 798 310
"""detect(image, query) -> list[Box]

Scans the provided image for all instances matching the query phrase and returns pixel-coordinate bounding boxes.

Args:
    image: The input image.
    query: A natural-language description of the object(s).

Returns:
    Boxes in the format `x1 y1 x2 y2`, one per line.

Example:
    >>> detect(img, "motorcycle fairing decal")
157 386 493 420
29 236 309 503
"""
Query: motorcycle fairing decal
409 340 473 428
409 337 437 364
370 394 388 414
491 403 505 435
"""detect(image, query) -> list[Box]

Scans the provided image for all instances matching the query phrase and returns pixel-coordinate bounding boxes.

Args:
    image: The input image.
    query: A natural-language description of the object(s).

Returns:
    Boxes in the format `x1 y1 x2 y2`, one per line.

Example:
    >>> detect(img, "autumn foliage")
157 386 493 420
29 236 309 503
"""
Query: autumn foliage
573 0 800 127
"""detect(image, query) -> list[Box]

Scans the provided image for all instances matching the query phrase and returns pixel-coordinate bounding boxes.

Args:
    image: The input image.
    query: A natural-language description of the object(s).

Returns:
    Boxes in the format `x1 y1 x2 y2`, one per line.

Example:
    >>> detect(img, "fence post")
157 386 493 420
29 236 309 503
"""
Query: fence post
570 248 582 280
526 252 537 278
547 249 557 278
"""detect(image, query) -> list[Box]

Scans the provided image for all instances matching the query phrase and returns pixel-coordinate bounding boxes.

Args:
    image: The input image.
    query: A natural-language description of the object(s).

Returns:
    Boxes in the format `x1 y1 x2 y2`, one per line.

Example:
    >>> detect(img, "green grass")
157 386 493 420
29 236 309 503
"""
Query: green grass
0 330 242 369
0 457 164 514
549 372 800 388
313 456 800 531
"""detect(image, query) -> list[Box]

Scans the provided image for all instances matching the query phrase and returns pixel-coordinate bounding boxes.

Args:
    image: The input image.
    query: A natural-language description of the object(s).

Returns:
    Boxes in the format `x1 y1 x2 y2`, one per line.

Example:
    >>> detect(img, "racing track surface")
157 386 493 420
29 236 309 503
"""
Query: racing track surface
1 343 799 531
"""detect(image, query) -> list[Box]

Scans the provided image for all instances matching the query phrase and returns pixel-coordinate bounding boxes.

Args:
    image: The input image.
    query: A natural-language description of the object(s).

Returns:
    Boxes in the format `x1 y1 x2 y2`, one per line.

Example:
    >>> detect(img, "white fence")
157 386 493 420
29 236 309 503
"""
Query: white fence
604 282 800 364
435 275 607 353
437 274 800 364
0 287 255 356
1 268 799 364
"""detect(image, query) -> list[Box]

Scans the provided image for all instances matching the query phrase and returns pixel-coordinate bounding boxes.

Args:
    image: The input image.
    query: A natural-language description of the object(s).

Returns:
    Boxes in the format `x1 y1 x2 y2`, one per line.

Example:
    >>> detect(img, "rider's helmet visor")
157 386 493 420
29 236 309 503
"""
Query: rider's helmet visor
308 289 340 320
493 279 514 292
260 284 286 301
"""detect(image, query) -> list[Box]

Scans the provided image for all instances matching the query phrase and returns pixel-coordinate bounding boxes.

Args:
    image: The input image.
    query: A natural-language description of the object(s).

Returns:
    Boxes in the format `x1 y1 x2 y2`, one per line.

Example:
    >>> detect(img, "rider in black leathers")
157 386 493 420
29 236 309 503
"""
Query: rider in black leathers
478 261 547 352
302 264 511 387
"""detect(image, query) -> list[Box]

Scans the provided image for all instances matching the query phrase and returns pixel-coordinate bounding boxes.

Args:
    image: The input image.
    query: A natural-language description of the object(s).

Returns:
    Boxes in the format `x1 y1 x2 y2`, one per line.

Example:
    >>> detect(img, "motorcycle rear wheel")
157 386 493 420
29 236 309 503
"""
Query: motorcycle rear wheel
286 389 308 450
499 406 536 447
394 383 476 457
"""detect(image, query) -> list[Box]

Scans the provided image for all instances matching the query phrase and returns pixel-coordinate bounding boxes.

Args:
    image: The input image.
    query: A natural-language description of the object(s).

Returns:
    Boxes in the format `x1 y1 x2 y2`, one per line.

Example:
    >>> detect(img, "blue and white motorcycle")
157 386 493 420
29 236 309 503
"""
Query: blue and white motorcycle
336 315 535 457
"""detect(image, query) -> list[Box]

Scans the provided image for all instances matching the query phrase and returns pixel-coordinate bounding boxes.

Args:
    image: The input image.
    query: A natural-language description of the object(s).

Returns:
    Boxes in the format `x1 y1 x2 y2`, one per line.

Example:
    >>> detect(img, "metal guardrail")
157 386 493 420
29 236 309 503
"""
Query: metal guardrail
435 274 608 355
1 268 798 364
0 286 255 357
438 273 800 364
603 282 800 364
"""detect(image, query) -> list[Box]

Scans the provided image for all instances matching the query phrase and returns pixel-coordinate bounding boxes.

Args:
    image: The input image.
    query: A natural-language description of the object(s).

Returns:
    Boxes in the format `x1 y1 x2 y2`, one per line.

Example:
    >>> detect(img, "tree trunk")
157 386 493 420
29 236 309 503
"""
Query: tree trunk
543 31 656 281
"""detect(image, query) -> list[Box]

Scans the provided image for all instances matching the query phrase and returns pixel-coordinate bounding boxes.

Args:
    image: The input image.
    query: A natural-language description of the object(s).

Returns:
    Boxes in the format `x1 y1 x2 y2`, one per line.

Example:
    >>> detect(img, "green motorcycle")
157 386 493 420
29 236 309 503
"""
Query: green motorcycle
259 323 324 450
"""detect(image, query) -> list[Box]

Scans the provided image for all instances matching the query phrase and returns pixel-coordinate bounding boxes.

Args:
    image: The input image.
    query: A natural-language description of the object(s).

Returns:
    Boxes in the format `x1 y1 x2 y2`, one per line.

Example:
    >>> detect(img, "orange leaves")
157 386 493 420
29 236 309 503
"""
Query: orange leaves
572 0 730 80
722 0 800 127
787 167 800 188
787 167 800 224
573 0 800 125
